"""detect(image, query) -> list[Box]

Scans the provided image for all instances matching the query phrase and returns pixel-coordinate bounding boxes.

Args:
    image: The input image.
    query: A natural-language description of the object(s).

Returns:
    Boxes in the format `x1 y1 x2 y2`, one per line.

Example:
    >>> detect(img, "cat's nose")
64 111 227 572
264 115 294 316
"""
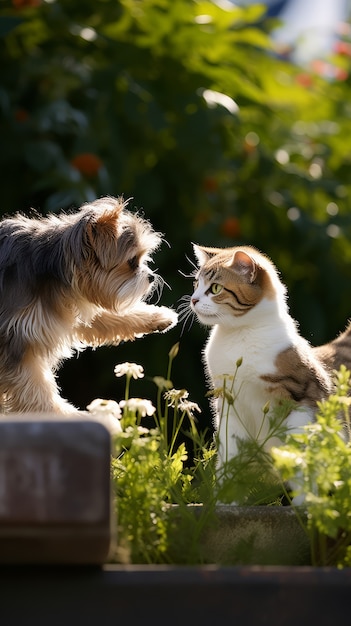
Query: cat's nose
191 297 199 306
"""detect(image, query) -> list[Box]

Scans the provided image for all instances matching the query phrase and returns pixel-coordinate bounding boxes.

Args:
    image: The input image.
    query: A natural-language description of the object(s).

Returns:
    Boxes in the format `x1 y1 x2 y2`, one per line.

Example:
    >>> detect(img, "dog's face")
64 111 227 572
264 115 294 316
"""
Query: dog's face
72 198 162 312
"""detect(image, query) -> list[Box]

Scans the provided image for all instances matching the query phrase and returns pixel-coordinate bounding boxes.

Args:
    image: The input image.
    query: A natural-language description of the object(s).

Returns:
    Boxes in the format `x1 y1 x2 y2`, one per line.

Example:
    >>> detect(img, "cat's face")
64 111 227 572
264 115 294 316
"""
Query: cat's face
190 245 278 327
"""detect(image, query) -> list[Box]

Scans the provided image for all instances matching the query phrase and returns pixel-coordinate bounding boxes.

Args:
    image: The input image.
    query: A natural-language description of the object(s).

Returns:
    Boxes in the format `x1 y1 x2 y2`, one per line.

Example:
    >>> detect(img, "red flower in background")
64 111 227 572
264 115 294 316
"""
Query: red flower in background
71 153 103 177
14 108 29 122
220 217 240 239
295 73 314 88
334 41 351 57
12 0 41 8
311 59 348 81
202 176 218 193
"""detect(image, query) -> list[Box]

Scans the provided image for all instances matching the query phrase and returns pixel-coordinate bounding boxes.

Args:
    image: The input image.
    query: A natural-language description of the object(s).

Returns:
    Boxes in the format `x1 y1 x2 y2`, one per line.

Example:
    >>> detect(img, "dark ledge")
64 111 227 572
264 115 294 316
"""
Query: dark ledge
0 564 349 625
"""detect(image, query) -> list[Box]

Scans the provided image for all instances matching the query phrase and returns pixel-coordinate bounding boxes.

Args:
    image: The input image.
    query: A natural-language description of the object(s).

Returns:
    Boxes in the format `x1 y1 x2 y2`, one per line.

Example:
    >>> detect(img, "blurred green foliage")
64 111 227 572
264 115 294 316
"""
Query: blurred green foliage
2 0 351 432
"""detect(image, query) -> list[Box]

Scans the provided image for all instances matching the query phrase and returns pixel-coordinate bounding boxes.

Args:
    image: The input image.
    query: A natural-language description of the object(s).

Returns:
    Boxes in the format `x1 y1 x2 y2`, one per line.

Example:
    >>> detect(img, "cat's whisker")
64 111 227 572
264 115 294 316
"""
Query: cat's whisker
178 254 198 280
177 294 191 308
177 304 191 321
216 310 227 323
177 307 191 319
178 269 197 279
180 310 195 336
177 293 192 305
176 294 195 335
185 252 199 272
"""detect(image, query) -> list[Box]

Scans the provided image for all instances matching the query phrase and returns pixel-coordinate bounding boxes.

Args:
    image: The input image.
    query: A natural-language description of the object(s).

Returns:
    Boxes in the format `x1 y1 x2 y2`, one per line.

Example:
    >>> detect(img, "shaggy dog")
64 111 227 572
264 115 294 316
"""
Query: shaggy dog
0 196 177 414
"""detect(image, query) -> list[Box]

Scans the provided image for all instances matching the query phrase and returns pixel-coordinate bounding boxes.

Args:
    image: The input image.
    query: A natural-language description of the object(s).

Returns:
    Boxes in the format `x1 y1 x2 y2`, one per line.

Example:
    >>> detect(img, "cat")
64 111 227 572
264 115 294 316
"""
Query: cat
188 243 351 478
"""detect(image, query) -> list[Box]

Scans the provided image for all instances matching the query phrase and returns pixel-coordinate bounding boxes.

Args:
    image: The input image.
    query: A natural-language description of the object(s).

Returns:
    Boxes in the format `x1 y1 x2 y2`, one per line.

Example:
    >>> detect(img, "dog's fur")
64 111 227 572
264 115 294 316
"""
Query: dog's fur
0 196 177 414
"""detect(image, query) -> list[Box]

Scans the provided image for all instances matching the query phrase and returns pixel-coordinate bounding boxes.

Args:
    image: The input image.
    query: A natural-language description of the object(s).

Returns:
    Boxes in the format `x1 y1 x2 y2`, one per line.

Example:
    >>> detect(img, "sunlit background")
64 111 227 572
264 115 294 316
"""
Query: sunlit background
2 0 351 438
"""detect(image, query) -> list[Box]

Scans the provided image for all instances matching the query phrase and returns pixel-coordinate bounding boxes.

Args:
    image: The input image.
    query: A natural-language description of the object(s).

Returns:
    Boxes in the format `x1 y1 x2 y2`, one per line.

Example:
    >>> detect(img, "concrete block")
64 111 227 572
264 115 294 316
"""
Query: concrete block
201 504 310 565
0 415 113 564
168 503 310 565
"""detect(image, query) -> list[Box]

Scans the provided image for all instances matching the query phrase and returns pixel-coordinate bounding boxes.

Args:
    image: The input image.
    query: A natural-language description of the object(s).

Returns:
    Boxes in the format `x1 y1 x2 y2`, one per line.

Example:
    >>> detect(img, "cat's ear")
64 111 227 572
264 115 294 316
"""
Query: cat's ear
230 250 257 283
192 244 216 266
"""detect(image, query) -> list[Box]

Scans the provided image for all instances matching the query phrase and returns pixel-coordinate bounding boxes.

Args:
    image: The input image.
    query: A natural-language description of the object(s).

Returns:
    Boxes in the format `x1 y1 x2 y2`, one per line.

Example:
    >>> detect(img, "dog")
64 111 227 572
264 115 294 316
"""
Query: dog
0 196 177 414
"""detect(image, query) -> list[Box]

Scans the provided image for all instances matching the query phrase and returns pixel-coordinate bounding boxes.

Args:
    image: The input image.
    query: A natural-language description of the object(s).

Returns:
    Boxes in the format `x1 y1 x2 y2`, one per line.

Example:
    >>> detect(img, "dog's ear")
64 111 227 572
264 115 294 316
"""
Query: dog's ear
84 199 124 269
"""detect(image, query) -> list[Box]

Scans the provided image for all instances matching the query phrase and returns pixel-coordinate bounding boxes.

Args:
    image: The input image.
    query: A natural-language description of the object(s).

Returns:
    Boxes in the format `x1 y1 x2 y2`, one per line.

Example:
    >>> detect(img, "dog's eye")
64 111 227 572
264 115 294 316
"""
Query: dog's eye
128 256 139 271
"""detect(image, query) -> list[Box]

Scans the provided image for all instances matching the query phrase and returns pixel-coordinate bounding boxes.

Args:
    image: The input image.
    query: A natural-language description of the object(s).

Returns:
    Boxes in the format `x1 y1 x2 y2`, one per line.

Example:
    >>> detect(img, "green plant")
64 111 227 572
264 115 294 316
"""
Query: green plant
89 341 351 567
206 359 292 506
272 365 351 567
104 345 217 564
89 344 293 564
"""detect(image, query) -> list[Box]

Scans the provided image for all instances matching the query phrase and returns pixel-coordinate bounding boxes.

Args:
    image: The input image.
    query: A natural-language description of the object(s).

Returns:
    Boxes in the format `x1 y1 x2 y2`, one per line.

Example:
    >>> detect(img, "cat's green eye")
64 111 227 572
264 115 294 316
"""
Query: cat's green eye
210 283 222 295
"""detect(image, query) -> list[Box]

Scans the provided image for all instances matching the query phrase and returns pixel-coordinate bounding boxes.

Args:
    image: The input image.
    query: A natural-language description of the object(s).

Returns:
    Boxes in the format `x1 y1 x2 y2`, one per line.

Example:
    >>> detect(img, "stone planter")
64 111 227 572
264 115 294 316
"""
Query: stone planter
199 504 310 565
168 503 310 566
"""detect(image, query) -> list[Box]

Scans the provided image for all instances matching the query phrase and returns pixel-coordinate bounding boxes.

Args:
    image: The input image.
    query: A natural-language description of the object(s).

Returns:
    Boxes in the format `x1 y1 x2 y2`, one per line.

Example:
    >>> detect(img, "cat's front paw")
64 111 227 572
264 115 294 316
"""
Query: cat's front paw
152 306 178 332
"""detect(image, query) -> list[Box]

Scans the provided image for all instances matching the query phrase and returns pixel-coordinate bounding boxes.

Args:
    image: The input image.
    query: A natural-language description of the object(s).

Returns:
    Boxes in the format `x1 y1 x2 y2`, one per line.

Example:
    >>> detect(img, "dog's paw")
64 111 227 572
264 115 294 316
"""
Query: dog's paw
152 306 178 332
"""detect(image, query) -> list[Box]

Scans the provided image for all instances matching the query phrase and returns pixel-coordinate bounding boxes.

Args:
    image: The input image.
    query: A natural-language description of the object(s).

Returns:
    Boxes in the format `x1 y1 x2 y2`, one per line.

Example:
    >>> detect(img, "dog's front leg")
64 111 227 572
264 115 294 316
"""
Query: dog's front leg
76 305 178 347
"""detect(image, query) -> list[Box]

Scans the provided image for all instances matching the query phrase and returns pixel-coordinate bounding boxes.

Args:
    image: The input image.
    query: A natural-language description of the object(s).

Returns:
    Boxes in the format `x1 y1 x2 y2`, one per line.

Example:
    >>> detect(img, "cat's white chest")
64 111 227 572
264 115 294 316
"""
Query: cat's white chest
205 316 287 386
204 309 296 461
206 326 274 424
206 325 274 379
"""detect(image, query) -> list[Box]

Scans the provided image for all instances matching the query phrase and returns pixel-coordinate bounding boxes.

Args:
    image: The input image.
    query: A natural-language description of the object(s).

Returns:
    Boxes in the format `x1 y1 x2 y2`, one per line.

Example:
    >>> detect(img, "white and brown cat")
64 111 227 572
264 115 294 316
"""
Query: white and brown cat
188 243 351 475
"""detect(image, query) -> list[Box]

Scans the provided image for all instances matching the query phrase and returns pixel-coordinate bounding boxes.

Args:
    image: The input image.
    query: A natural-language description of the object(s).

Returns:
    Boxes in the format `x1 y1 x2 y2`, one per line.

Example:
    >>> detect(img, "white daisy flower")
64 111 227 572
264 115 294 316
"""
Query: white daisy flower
114 362 144 379
178 399 201 418
86 398 122 435
164 389 189 407
120 398 156 418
